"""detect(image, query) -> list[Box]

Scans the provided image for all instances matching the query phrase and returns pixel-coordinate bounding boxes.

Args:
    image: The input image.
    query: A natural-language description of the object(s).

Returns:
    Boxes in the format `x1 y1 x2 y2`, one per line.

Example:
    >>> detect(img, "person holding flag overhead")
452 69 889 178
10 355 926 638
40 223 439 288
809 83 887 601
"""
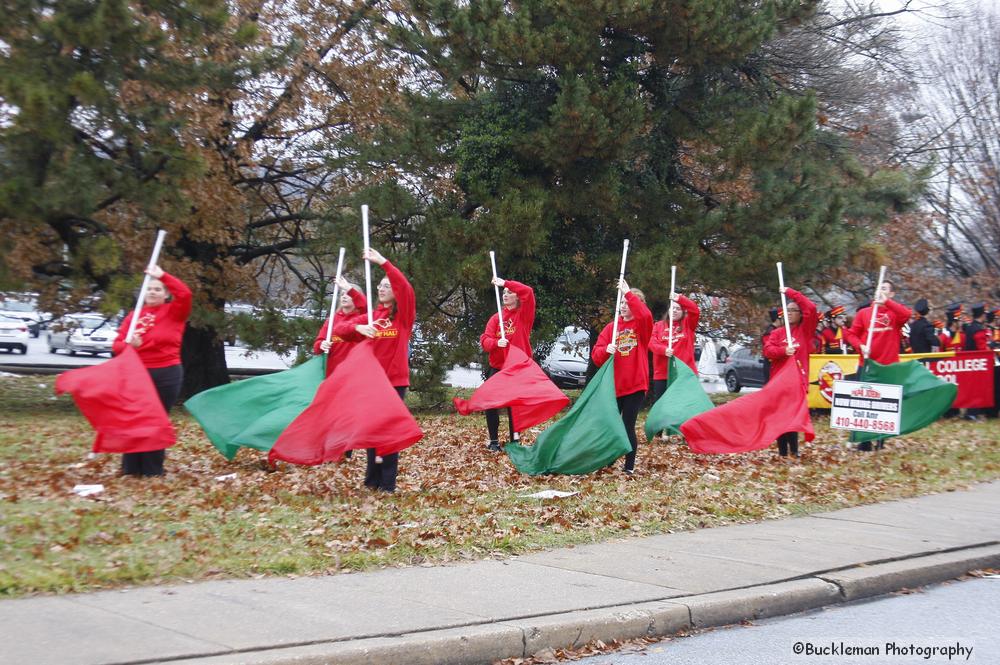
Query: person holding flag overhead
763 286 818 457
111 264 192 476
591 278 653 474
479 274 536 451
649 292 700 404
334 246 416 493
313 275 367 377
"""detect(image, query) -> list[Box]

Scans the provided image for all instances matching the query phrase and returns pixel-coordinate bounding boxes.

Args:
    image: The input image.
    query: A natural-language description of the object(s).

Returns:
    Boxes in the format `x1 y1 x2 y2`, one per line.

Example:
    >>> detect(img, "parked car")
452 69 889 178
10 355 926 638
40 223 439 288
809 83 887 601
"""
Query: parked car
541 326 590 389
47 314 118 356
0 314 30 354
722 347 768 392
0 296 47 338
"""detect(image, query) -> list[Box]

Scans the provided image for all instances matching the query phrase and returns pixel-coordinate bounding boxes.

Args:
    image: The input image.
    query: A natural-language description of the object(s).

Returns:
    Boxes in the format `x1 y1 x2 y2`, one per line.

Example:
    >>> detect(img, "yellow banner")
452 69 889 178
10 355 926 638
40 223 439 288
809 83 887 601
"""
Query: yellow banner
808 352 956 409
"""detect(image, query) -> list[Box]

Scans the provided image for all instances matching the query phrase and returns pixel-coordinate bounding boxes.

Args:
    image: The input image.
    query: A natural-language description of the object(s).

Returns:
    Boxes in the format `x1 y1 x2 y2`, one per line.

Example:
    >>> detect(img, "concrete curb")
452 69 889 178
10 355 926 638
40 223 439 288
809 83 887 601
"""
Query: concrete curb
155 544 1000 665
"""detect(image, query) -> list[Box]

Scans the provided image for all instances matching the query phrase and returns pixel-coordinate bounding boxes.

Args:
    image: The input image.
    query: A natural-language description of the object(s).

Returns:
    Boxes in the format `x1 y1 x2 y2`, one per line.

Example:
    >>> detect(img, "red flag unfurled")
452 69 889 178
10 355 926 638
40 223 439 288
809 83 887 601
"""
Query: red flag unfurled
269 342 423 465
453 346 569 431
679 359 814 454
54 346 176 453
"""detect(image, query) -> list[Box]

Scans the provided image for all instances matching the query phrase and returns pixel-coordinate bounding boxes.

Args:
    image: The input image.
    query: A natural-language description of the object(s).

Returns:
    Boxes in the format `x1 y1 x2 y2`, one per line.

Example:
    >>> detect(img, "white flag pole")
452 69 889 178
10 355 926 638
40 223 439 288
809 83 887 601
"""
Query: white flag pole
864 266 887 359
776 262 793 352
125 230 167 344
610 239 631 349
361 205 374 327
324 247 347 350
489 251 506 342
667 265 677 353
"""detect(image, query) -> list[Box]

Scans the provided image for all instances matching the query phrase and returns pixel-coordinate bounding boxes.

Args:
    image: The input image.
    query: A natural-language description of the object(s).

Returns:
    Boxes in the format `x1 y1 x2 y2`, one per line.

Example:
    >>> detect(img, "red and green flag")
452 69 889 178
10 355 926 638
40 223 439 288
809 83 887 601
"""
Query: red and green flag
680 359 814 454
850 359 957 443
453 346 569 431
184 355 326 460
505 358 631 475
644 356 714 440
55 346 176 453
269 342 423 465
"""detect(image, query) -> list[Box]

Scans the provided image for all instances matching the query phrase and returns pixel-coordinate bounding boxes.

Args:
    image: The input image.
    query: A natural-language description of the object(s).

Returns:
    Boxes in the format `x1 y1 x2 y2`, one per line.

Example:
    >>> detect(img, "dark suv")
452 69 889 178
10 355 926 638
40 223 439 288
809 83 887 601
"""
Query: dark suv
722 348 767 392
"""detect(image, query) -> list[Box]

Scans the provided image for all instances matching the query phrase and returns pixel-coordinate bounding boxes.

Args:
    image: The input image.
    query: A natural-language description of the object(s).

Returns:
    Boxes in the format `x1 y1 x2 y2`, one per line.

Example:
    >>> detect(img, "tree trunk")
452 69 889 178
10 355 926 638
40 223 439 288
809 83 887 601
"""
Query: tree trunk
181 325 229 398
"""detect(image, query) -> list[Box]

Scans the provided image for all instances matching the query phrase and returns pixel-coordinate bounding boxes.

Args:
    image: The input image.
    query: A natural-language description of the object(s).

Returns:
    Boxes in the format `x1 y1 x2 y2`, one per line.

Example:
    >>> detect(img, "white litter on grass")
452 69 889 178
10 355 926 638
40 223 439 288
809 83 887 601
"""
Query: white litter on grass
72 484 104 497
985 574 1000 579
37 383 47 389
214 473 237 481
519 490 579 499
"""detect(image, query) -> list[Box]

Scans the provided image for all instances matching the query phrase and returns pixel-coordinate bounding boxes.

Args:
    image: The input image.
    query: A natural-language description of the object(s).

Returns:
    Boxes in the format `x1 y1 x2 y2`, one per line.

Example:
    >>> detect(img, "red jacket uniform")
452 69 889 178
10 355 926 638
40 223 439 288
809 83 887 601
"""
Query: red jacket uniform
312 288 368 376
649 295 700 380
591 291 653 397
844 299 911 365
821 325 849 353
762 289 819 388
113 272 192 368
334 261 415 387
479 280 536 369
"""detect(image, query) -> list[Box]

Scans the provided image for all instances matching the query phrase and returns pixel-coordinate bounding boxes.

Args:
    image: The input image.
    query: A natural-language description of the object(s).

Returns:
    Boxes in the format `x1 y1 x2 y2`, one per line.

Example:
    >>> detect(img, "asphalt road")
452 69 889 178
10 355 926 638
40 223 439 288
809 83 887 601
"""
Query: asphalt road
574 576 999 665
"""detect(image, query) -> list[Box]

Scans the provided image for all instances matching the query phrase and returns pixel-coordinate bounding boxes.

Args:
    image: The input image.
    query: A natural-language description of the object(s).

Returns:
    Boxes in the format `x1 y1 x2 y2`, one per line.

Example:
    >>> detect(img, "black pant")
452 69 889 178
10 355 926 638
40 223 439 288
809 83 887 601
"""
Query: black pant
617 391 645 471
651 379 667 403
364 386 407 492
484 366 515 443
777 432 798 457
122 364 183 477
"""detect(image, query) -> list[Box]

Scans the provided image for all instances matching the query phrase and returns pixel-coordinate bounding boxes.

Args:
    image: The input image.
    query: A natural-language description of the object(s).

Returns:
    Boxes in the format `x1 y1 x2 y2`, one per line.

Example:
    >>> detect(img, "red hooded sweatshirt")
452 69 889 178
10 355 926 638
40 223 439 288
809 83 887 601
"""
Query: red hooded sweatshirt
333 261 415 387
649 295 700 380
763 288 819 389
312 288 368 376
113 272 192 368
591 291 654 397
843 299 911 365
479 280 536 369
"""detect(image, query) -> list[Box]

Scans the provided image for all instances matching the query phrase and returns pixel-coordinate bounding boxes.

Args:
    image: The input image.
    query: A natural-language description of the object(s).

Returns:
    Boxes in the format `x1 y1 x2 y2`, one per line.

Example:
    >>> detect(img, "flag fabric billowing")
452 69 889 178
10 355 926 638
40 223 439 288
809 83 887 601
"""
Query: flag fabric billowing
644 356 714 440
680 358 814 454
504 358 631 475
850 359 957 443
269 342 423 465
184 355 326 460
453 346 569 431
54 346 176 453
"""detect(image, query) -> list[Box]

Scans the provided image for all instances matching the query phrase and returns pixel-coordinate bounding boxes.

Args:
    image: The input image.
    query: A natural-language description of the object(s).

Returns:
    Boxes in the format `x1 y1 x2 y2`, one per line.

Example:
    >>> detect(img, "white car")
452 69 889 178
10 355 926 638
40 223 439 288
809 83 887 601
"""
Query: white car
0 296 46 338
0 314 30 354
47 314 119 356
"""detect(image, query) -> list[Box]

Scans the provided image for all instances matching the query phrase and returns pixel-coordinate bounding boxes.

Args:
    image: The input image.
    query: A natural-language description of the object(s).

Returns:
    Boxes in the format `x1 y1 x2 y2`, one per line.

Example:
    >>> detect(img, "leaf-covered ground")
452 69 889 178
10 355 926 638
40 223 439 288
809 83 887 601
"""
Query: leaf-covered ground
1 375 998 597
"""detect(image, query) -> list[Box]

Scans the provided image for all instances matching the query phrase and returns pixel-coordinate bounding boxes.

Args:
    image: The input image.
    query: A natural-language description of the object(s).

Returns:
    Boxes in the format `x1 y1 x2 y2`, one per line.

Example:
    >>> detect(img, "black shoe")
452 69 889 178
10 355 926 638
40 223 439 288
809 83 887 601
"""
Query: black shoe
487 441 501 452
857 441 873 452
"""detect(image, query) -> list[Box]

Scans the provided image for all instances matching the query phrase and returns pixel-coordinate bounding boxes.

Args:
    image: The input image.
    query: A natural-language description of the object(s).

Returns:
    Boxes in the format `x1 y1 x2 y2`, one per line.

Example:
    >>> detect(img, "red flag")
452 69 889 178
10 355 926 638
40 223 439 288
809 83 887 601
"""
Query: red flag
680 358 814 454
54 346 176 453
269 342 423 465
453 346 569 431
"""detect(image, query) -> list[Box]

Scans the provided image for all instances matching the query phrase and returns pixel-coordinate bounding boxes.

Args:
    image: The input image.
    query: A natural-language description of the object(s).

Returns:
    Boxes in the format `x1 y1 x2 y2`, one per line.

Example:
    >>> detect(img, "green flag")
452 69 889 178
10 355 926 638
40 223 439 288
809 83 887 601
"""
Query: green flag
850 359 957 443
644 356 714 440
504 358 631 475
184 355 327 460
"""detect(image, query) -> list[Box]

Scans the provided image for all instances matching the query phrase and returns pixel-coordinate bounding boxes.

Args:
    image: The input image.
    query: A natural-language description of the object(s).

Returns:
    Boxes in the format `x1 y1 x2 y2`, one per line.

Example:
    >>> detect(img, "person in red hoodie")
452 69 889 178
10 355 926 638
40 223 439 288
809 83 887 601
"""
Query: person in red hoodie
649 293 700 405
763 287 818 457
313 276 367 377
112 265 192 476
591 280 653 474
479 276 536 451
334 248 415 493
843 280 911 365
842 279 911 451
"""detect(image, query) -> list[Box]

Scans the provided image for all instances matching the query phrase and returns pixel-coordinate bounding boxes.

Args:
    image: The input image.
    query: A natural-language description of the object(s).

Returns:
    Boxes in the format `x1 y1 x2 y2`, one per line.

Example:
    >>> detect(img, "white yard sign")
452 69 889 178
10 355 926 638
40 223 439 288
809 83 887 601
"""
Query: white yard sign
830 380 902 436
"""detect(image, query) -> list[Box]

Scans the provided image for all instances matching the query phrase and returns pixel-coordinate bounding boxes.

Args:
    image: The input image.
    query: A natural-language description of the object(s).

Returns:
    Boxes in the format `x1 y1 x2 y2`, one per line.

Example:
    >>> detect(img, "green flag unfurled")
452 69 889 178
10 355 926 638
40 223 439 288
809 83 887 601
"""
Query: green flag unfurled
504 358 631 475
644 356 714 440
184 355 327 460
850 359 957 443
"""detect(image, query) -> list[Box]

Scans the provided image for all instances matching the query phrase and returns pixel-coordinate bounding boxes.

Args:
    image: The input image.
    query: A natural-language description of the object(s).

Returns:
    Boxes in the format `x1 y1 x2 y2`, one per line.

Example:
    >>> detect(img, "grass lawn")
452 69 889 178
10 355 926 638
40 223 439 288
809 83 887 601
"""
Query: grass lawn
1 374 998 597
